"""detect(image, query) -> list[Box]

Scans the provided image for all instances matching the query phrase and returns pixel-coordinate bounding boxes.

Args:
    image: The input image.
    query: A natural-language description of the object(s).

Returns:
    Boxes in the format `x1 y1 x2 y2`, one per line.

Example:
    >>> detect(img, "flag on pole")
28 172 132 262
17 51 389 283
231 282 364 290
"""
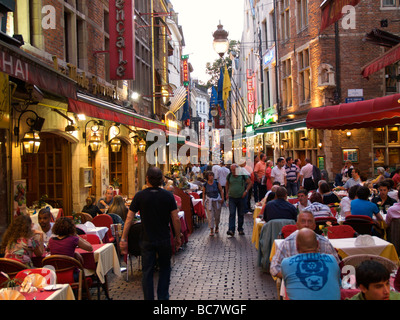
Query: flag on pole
222 65 231 110
209 86 218 120
180 91 190 121
217 67 224 109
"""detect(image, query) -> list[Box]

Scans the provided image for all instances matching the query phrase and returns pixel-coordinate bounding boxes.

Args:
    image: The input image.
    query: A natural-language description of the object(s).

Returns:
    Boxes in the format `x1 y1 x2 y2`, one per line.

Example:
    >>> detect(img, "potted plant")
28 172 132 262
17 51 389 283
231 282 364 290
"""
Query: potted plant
112 177 120 195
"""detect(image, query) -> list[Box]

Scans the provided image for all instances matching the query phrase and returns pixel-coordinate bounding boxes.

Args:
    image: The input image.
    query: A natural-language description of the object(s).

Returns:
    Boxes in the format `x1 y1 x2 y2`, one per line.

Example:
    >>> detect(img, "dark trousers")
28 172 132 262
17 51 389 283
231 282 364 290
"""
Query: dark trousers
303 177 315 192
253 181 260 203
286 180 298 197
141 239 172 300
228 197 245 233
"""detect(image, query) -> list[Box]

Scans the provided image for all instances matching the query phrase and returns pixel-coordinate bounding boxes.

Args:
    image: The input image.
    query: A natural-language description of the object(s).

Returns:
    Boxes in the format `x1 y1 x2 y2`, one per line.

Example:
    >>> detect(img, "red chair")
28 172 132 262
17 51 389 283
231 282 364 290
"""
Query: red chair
42 254 92 300
280 225 298 239
79 234 102 244
327 225 357 239
314 216 338 235
0 258 27 288
189 192 200 199
343 215 376 236
91 214 115 243
15 268 57 285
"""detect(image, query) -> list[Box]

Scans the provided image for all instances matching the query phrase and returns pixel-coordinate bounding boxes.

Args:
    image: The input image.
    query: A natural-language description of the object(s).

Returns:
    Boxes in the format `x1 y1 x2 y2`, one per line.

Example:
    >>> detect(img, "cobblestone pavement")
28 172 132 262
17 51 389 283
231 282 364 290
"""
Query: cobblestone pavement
100 206 277 300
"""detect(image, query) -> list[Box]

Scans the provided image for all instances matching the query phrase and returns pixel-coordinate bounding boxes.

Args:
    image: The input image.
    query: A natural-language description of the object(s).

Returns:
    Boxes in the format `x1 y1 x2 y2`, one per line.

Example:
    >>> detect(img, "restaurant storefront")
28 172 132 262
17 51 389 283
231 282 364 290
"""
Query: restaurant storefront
306 93 400 180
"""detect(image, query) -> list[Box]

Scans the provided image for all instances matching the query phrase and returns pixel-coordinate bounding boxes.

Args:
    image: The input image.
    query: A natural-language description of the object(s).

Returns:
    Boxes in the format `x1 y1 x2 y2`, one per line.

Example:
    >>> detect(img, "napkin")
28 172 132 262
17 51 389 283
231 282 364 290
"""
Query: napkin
0 288 26 300
354 234 375 247
20 274 47 292
84 221 96 230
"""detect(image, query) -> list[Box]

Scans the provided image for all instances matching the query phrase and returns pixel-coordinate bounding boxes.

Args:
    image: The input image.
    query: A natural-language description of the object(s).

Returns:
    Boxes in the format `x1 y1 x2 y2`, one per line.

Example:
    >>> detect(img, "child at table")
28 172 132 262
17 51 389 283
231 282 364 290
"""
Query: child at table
48 217 93 266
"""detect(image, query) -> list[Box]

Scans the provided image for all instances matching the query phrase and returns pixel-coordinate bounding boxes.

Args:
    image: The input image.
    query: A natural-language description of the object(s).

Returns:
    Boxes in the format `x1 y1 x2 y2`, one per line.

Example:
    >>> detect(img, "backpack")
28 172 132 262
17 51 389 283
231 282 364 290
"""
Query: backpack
312 165 322 185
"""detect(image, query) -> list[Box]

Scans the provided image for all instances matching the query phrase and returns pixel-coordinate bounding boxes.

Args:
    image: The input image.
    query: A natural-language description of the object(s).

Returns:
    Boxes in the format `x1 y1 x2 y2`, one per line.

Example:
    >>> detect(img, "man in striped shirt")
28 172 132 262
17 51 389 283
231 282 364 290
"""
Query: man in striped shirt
285 157 299 197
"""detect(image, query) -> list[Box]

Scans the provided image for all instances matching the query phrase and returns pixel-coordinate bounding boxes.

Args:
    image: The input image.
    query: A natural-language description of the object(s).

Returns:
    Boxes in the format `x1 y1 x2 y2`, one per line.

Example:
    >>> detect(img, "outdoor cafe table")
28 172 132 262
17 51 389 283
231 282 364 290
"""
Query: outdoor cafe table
270 236 400 265
76 223 109 243
0 284 75 300
75 243 121 284
252 218 265 250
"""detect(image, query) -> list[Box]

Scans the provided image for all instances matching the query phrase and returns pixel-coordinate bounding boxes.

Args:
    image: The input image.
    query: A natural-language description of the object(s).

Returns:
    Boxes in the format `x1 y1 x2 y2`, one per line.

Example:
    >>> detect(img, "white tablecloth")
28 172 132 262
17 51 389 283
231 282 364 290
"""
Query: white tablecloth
76 223 108 242
46 284 75 300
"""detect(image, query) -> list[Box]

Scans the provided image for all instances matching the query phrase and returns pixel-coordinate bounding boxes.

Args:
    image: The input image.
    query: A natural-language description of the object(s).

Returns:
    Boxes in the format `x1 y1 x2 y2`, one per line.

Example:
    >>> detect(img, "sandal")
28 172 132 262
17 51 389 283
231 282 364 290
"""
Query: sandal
215 227 219 234
210 229 214 236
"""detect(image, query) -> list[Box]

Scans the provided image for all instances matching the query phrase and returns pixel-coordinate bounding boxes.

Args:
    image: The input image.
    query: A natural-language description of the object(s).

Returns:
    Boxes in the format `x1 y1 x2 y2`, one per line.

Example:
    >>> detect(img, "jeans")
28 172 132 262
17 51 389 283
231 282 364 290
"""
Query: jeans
228 197 245 233
286 180 298 197
253 181 260 203
141 239 172 300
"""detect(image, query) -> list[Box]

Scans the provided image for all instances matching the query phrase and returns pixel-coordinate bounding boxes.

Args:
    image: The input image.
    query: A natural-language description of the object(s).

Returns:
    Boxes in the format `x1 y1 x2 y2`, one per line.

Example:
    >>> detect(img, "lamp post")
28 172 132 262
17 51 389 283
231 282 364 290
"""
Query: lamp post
212 22 229 58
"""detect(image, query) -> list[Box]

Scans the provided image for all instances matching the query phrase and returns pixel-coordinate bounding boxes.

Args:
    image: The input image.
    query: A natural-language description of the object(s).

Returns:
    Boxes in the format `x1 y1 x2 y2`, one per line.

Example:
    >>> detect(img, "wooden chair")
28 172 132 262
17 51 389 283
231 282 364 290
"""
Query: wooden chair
0 258 28 287
75 212 93 224
42 254 92 300
387 218 400 256
341 254 398 272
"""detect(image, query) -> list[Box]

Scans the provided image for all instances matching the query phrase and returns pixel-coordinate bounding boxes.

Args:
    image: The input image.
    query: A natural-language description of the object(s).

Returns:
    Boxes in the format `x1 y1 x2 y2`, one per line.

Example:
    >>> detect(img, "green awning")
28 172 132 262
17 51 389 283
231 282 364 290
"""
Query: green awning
255 120 307 134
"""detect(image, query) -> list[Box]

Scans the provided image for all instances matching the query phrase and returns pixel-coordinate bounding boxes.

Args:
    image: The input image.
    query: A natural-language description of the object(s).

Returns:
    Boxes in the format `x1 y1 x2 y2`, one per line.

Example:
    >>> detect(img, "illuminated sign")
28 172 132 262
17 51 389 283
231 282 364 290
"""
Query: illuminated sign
247 69 255 114
109 0 135 80
182 57 189 87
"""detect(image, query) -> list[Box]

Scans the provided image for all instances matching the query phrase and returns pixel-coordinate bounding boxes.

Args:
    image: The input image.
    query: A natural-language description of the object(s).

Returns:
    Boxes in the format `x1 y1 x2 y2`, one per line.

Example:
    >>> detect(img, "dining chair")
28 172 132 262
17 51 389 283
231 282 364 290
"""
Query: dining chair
79 234 102 244
14 268 57 286
0 258 28 287
75 212 93 224
327 225 357 239
341 254 398 273
343 215 375 236
125 222 143 281
91 214 115 243
387 218 400 256
42 254 92 300
314 216 338 235
279 225 298 239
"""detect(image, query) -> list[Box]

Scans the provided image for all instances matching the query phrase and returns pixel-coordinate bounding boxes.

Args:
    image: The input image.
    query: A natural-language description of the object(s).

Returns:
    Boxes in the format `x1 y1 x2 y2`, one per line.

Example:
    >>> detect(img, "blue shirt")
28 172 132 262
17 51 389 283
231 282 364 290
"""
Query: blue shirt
351 199 379 218
281 253 341 300
264 199 297 222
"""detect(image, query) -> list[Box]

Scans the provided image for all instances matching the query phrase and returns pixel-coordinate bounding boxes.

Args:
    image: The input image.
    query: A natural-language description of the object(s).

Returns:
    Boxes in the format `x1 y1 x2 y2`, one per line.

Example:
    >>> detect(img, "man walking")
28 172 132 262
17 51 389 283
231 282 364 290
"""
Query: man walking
120 167 181 300
226 164 252 236
271 157 287 186
285 157 299 196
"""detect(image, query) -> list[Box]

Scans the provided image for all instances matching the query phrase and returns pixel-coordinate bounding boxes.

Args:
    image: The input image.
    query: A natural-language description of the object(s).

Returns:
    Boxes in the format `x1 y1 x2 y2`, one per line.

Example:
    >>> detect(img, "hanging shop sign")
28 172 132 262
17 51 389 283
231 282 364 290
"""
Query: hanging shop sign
182 57 189 87
247 69 255 114
109 0 135 80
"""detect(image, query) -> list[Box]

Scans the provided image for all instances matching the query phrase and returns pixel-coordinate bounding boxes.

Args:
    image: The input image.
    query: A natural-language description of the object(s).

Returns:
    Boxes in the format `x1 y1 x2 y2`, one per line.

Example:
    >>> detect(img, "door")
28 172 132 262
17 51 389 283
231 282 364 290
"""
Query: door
109 140 128 195
22 133 72 214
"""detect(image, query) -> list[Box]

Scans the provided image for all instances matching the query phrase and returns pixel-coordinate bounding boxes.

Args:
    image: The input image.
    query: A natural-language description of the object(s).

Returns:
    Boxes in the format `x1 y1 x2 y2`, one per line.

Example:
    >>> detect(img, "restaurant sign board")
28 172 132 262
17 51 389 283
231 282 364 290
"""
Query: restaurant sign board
109 0 135 80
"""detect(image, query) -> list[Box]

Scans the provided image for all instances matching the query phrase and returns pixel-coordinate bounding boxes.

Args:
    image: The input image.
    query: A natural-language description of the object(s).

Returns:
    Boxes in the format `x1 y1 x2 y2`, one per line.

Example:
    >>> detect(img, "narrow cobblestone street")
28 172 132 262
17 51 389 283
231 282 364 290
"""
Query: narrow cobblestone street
104 206 277 300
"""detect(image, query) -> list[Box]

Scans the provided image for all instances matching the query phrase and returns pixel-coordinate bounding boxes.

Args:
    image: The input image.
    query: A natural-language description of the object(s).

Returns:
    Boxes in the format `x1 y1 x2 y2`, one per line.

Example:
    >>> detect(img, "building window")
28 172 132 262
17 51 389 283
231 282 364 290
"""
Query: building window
296 0 308 31
382 0 396 6
280 0 290 42
298 48 311 103
281 58 293 108
385 62 400 94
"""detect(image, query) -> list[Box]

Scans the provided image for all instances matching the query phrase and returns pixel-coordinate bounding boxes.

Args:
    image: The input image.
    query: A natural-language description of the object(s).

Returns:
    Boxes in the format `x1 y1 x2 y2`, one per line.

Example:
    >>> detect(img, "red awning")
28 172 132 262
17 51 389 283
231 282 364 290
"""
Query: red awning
68 98 166 131
362 43 400 79
306 94 400 130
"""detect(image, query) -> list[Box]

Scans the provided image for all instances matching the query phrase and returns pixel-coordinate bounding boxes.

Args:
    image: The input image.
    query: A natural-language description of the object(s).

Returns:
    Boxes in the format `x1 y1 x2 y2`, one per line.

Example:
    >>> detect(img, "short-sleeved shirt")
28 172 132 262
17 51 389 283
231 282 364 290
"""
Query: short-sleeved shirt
204 181 219 199
48 235 80 258
5 237 40 267
98 197 113 210
351 199 379 218
281 253 341 300
271 166 286 185
129 187 177 243
285 164 299 182
227 174 249 198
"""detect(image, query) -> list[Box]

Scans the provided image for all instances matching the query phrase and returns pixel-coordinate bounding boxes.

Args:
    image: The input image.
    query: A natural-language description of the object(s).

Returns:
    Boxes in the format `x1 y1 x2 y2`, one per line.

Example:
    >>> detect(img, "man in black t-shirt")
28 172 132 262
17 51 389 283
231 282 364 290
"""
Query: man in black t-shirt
120 167 181 300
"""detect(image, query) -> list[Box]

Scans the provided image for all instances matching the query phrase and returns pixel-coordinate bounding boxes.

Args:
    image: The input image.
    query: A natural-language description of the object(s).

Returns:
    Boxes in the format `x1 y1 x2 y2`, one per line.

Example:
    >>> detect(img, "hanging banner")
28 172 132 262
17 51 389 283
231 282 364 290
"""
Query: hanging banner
320 0 360 32
109 0 135 80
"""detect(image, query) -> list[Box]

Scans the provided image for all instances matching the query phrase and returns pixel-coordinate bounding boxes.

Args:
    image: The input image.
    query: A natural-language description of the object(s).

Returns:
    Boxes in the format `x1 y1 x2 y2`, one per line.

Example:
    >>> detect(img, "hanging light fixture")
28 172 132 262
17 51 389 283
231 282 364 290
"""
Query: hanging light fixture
89 131 102 152
21 130 42 154
110 137 122 153
108 124 122 153
212 22 229 58
14 110 45 154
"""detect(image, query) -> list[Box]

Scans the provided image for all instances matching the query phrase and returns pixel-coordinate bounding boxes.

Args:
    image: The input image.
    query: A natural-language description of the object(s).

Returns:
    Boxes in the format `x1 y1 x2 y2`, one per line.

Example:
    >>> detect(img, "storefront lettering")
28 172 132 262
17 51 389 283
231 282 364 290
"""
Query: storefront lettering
109 0 135 80
247 69 255 114
0 52 29 81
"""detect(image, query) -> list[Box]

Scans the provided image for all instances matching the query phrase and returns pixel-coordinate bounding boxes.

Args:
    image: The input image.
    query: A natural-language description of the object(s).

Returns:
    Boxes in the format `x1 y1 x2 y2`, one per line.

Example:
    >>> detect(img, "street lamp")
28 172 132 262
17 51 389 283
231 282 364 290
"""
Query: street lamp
212 22 229 58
